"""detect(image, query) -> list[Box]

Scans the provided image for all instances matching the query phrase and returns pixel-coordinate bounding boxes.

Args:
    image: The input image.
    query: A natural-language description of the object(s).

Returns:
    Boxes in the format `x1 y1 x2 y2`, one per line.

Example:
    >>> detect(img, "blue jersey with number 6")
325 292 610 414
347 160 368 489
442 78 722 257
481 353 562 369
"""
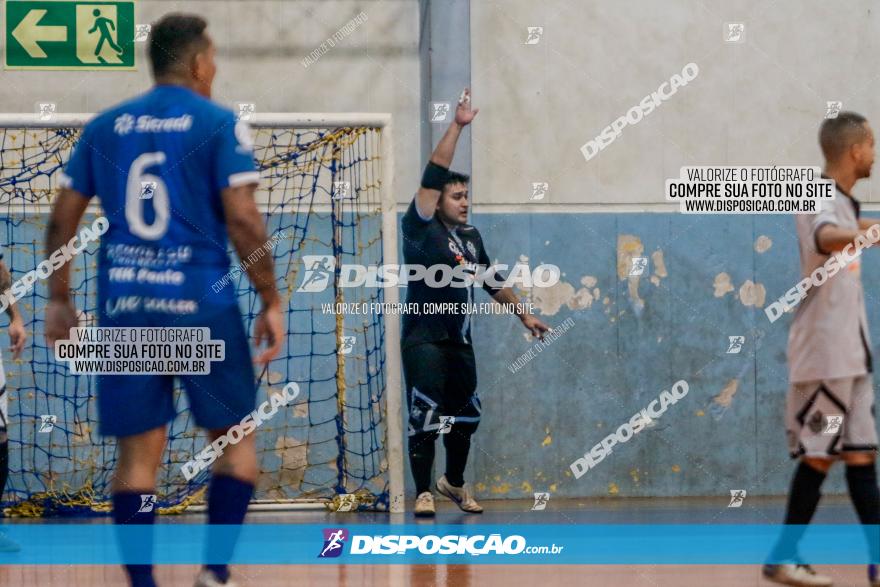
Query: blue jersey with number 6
60 84 258 312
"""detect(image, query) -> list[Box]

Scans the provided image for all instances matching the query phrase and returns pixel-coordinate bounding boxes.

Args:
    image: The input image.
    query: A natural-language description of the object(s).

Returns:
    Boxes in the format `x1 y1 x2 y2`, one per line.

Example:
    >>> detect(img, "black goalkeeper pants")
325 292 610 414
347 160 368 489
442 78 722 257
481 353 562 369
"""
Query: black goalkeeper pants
403 341 481 494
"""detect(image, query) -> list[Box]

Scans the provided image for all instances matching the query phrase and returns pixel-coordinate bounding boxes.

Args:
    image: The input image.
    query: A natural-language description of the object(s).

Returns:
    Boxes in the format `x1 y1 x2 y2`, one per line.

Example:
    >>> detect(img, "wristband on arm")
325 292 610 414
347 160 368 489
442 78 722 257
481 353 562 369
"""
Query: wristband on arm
421 161 449 191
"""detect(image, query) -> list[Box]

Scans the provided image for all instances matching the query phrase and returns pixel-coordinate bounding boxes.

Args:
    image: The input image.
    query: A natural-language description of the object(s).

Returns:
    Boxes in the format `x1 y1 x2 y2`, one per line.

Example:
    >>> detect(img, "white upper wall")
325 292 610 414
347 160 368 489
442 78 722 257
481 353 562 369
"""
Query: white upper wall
471 0 880 205
1 0 421 203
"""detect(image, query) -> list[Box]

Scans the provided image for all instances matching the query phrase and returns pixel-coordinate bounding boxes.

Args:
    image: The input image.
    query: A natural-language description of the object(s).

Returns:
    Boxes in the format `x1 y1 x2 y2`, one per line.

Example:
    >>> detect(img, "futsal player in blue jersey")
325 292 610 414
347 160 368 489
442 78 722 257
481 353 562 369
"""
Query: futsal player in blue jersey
44 14 282 587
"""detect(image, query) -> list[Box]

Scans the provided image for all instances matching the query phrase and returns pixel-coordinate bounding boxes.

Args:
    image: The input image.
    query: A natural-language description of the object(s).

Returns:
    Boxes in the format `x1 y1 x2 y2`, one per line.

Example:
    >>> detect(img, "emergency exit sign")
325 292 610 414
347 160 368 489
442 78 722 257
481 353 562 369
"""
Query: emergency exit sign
5 1 134 69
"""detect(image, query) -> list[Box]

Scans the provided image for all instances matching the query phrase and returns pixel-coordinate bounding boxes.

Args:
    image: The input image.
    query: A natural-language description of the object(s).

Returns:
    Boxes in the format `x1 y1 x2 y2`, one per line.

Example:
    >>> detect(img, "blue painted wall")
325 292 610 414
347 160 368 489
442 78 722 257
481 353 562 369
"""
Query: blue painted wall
4 211 878 503
445 212 880 499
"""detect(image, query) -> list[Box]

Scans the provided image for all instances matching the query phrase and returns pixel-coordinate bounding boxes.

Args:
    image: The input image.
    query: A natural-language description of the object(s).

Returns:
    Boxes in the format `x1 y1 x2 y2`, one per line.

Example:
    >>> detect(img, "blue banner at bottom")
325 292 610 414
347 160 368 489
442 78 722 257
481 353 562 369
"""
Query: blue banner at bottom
0 524 875 565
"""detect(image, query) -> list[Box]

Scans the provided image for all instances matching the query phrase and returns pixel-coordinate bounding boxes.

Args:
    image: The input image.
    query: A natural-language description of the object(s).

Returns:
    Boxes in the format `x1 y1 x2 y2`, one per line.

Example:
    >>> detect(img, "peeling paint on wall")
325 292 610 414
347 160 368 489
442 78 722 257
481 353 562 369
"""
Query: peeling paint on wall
709 379 740 420
618 235 645 316
617 235 644 279
714 272 734 297
532 281 576 315
651 250 668 278
491 482 512 495
738 280 766 307
262 436 307 499
713 379 739 408
755 235 773 253
72 422 91 445
650 250 667 286
569 284 595 310
530 275 601 314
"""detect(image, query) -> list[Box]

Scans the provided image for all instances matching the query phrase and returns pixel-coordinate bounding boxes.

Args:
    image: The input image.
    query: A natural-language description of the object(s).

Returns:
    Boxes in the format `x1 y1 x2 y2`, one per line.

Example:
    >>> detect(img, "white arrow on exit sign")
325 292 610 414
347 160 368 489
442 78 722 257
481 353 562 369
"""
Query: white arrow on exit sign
12 9 68 58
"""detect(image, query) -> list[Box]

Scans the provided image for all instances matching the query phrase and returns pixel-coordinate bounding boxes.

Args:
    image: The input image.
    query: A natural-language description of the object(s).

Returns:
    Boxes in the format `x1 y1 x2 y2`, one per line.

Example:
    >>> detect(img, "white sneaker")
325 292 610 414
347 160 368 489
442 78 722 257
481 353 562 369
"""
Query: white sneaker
194 569 239 587
414 491 435 517
436 475 483 513
762 563 833 586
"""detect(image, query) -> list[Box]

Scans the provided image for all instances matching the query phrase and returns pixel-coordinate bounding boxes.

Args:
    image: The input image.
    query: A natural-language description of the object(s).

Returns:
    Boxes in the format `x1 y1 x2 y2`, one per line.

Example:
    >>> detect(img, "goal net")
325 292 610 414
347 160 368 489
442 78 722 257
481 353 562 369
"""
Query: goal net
0 113 403 516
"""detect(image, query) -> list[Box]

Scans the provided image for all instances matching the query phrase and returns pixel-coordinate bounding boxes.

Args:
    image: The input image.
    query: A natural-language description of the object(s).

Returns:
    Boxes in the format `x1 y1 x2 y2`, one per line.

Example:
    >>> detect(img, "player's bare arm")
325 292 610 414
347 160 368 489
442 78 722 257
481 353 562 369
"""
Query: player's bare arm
490 287 549 340
221 183 283 366
0 260 25 359
44 188 90 346
415 88 479 219
858 217 880 231
815 222 880 253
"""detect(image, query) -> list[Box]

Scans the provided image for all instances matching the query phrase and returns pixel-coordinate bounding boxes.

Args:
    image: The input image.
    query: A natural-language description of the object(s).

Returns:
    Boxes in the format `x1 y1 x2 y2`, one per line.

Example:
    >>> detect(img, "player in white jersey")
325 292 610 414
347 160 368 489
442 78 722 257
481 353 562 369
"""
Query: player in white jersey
764 112 880 587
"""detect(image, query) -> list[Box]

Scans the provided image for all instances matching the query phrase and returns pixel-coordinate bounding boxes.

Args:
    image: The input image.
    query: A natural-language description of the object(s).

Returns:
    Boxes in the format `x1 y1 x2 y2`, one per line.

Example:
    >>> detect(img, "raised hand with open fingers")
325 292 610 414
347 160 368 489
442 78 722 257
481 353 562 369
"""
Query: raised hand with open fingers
455 88 479 126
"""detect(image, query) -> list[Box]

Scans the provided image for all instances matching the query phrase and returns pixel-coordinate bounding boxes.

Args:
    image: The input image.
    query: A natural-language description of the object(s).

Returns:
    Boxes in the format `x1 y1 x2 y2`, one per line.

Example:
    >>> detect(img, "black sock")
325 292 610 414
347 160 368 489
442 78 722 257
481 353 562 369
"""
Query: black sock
784 461 827 524
205 474 254 584
409 432 436 494
112 491 157 587
845 463 880 558
769 461 827 562
443 424 476 488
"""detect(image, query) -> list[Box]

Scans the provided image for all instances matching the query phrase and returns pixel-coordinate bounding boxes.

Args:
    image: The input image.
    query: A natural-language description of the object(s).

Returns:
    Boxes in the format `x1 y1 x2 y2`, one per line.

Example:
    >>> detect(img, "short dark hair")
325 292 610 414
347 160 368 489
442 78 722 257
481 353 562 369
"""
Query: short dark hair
819 111 870 161
442 171 470 194
148 13 209 78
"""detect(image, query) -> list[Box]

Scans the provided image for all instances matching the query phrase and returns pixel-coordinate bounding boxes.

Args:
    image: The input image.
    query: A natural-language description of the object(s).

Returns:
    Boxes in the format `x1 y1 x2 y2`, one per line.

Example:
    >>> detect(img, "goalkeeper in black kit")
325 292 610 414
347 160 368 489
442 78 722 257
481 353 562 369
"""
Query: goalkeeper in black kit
401 88 548 516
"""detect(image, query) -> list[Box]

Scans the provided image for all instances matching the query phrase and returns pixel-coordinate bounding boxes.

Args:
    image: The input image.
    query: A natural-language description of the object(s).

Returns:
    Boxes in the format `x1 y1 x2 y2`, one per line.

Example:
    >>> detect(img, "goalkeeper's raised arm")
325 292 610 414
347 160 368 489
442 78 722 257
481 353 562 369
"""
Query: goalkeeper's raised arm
414 88 479 220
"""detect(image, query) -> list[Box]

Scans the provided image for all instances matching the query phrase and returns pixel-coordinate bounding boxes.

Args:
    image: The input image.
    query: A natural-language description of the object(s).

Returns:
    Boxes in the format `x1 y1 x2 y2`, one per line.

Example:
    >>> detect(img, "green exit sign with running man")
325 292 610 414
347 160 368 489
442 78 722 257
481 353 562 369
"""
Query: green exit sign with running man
5 1 135 69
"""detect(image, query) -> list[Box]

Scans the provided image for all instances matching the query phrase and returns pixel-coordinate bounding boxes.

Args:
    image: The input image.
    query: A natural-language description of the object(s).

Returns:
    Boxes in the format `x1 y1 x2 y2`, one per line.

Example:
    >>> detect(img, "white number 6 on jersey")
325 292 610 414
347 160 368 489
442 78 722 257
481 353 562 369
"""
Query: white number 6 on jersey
125 152 170 240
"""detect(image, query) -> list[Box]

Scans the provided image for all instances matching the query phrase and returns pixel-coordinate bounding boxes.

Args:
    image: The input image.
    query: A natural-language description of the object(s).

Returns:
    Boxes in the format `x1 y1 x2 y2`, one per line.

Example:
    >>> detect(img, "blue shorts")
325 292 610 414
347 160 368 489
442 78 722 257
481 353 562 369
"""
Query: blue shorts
96 304 257 438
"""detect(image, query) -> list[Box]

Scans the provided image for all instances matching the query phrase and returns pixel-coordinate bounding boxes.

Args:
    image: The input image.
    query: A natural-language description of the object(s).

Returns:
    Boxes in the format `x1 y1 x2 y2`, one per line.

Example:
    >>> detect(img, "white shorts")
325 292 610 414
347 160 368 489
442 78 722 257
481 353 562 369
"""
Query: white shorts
786 375 878 458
